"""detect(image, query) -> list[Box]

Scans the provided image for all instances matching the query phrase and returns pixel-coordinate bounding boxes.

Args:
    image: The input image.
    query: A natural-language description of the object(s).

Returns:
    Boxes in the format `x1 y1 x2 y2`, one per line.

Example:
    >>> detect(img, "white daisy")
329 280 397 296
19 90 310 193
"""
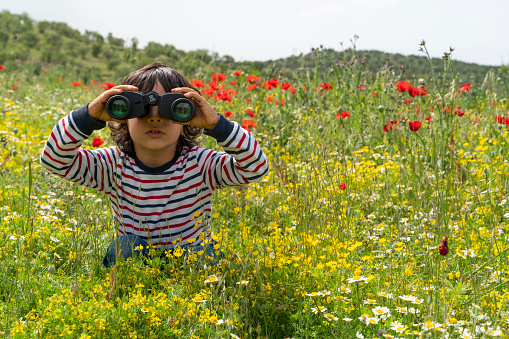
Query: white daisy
204 275 219 283
311 306 327 314
347 275 368 284
323 313 338 322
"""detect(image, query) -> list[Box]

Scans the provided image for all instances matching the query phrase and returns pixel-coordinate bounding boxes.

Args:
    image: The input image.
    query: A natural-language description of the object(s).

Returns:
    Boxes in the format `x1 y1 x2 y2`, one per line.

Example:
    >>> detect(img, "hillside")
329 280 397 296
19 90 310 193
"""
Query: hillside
0 10 501 85
256 47 497 85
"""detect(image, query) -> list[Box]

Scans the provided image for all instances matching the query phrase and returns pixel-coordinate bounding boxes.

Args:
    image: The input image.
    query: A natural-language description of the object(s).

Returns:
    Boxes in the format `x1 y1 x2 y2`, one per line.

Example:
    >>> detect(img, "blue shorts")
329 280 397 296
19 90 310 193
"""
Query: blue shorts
102 234 224 269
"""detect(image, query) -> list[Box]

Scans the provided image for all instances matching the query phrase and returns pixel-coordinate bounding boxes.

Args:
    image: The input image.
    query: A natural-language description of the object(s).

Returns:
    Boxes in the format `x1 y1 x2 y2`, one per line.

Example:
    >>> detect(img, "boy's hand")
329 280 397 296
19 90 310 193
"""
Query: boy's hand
171 87 220 130
88 85 139 123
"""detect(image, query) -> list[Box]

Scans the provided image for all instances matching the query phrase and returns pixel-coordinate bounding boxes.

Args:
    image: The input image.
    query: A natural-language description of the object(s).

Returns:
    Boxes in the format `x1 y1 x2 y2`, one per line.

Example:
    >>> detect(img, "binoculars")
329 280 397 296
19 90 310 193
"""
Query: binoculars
106 91 196 122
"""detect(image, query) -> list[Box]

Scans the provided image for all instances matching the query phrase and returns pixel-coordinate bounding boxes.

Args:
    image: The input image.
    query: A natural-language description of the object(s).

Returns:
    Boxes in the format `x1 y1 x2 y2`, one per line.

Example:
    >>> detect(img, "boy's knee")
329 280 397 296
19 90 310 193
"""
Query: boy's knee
103 235 149 268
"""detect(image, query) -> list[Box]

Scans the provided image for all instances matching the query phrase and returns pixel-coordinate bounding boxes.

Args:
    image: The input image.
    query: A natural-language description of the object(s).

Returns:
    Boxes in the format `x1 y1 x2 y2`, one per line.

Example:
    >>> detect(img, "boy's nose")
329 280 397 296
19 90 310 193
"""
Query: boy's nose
147 107 163 123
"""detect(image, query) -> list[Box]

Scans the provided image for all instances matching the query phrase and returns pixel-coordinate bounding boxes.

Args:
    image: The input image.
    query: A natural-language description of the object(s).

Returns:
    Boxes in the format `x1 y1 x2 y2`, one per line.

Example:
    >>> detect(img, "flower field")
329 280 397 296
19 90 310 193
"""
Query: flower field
0 49 508 338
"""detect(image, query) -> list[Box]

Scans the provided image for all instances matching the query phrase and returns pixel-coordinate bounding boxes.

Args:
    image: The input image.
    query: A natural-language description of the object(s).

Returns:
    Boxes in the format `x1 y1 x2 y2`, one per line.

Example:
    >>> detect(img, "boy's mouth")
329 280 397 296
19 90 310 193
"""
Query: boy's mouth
146 129 164 136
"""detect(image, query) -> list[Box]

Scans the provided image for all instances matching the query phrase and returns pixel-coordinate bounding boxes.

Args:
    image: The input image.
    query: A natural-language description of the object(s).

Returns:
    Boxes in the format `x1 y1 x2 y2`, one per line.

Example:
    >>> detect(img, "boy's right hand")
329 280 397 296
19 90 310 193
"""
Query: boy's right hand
88 85 139 123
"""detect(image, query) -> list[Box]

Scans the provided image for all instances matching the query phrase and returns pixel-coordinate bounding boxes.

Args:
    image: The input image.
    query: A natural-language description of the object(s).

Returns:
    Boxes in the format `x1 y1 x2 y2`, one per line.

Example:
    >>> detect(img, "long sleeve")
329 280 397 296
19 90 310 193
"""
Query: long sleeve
40 105 118 194
198 113 269 190
40 108 269 248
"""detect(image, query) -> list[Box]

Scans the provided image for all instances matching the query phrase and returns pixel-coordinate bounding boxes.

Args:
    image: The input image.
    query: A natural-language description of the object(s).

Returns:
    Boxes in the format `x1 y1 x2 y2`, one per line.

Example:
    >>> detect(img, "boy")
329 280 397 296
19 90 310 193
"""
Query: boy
40 63 269 268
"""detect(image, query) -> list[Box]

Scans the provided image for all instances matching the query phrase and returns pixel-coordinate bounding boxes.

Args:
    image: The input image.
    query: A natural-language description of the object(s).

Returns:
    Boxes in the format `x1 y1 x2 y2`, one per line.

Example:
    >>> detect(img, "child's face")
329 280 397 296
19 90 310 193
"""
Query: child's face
127 81 183 160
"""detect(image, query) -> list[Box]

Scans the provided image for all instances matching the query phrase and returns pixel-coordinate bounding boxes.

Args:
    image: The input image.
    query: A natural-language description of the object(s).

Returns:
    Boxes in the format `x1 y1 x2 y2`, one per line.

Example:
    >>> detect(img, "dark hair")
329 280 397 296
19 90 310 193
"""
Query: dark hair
108 63 202 157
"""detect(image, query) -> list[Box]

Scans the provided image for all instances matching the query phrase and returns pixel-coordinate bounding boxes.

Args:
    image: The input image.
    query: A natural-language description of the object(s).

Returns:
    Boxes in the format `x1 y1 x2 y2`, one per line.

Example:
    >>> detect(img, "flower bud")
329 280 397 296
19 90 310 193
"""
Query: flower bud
48 265 56 274
439 236 449 255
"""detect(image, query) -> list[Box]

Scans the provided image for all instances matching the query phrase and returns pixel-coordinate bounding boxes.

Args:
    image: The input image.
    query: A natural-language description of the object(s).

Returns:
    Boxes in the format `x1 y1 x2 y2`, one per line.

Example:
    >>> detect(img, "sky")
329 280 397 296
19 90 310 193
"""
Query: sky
1 0 507 66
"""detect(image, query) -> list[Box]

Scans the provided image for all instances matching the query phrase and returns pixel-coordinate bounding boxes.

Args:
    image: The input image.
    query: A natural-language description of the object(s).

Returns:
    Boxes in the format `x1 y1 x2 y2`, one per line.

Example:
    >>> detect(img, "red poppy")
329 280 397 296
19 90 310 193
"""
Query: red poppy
383 119 398 132
212 73 226 82
0 65 4 71
358 84 366 90
407 86 419 97
222 93 233 102
201 88 215 98
43 68 49 73
92 137 104 147
101 82 116 91
495 115 509 125
245 98 251 102
408 120 422 132
57 77 61 82
289 88 296 94
223 88 236 97
267 96 274 102
454 109 465 117
339 183 346 190
418 88 428 96
275 100 284 106
260 82 269 90
224 111 233 117
214 92 232 102
439 236 448 255
268 78 279 88
319 82 332 91
246 110 257 118
336 111 350 119
371 91 378 96
92 79 98 84
11 85 19 91
246 75 260 84
281 83 292 90
208 81 218 90
425 116 432 123
234 71 242 76
459 83 471 92
396 81 410 92
246 84 257 91
72 81 82 87
190 80 206 88
229 80 236 86
241 119 257 131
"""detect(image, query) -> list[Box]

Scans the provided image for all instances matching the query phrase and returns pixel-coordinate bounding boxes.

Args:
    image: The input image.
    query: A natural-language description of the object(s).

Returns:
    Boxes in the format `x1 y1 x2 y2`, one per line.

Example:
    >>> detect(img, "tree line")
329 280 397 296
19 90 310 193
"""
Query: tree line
0 10 501 85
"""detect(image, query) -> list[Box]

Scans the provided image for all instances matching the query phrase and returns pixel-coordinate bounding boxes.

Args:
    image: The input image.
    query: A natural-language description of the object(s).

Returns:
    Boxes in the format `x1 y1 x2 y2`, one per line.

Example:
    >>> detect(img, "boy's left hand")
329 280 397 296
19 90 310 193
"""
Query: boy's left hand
171 87 219 130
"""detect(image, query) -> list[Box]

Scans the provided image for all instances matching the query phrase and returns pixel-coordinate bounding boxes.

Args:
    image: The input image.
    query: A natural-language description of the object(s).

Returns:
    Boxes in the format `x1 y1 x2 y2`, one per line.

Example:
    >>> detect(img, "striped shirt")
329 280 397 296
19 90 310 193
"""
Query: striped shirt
40 105 269 248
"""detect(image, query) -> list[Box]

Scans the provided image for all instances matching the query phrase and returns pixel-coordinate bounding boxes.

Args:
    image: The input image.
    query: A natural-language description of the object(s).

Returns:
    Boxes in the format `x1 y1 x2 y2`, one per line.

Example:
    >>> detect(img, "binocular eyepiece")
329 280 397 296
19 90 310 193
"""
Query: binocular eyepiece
106 91 196 122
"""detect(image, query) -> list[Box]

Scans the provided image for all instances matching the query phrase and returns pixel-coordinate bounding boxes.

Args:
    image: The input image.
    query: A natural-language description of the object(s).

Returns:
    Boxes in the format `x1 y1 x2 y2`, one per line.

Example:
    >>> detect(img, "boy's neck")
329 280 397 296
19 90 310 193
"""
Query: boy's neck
135 148 177 168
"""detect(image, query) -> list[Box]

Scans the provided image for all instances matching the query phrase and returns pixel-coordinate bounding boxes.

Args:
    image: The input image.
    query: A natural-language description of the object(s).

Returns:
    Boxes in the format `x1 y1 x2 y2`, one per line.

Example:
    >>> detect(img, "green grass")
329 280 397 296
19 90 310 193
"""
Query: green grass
0 48 508 338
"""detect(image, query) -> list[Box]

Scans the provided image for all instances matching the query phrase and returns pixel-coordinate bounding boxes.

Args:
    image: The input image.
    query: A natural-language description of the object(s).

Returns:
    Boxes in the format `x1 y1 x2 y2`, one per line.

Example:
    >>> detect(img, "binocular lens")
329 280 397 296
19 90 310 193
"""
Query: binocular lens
108 98 129 118
173 101 193 121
